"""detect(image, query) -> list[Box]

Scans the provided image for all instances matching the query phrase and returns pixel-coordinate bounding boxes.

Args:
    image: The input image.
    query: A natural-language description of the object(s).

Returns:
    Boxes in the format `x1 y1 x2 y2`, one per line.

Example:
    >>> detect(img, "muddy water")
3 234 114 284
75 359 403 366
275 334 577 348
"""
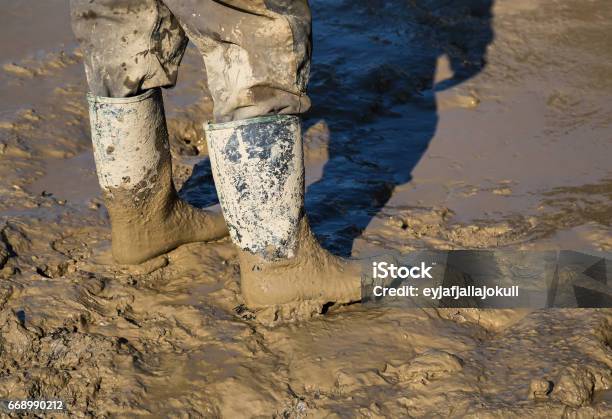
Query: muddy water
0 0 611 417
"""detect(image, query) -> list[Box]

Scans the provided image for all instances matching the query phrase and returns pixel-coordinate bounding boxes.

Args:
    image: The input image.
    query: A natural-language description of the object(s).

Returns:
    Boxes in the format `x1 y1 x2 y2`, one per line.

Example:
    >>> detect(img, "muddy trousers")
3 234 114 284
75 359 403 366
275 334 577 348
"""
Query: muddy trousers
70 0 312 122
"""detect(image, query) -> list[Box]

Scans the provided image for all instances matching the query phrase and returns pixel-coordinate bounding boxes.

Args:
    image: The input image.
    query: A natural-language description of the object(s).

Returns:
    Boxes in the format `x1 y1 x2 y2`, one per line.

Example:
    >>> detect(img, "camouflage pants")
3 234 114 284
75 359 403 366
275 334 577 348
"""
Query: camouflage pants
70 0 312 122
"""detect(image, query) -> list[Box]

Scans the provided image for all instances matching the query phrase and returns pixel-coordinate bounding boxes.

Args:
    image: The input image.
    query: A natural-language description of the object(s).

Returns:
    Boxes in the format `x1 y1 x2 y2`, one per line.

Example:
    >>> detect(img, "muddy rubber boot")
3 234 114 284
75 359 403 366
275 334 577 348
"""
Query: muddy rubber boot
205 115 362 308
88 88 228 264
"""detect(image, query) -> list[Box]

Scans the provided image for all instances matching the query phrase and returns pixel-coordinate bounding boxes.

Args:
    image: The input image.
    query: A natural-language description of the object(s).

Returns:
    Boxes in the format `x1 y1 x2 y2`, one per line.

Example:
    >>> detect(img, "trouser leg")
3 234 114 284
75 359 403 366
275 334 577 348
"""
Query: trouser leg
163 0 312 122
70 0 188 97
72 0 312 116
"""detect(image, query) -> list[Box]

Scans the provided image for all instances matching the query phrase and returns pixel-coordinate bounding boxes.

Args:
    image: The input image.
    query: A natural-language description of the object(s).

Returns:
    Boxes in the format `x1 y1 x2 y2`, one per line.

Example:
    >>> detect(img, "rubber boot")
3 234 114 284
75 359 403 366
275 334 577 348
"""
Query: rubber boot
205 115 362 308
88 88 228 264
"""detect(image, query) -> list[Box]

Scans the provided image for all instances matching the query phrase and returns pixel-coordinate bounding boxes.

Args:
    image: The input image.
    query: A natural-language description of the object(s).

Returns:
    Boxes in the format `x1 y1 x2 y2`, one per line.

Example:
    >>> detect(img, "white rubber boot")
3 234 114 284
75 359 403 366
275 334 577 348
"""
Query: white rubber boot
205 115 361 308
88 88 228 264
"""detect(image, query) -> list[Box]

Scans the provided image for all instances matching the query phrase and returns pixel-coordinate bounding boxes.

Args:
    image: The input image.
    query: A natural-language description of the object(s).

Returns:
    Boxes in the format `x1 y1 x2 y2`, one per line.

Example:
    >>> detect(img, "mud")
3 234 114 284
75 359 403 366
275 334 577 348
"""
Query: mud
0 0 611 417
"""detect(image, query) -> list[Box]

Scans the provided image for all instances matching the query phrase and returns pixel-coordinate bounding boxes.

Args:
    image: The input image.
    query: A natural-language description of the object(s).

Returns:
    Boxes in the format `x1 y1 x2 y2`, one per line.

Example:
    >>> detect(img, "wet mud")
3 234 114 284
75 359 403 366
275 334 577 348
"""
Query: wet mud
0 0 611 417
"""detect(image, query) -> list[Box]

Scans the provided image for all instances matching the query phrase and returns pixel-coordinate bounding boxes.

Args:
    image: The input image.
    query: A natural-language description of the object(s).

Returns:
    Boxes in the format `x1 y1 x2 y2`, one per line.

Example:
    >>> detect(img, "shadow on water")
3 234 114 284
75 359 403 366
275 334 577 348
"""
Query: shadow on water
306 0 494 256
181 0 494 257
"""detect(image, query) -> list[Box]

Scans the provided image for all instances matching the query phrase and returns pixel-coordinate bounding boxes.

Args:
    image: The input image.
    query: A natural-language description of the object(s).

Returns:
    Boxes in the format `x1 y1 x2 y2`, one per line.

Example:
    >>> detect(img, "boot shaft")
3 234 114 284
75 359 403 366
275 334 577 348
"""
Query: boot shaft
87 88 171 199
205 115 304 260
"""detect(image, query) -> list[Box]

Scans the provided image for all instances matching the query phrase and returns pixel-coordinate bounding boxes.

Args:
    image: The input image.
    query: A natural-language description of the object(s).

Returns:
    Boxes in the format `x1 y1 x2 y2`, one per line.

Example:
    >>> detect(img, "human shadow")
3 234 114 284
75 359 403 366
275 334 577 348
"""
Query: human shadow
180 0 494 257
304 0 494 256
